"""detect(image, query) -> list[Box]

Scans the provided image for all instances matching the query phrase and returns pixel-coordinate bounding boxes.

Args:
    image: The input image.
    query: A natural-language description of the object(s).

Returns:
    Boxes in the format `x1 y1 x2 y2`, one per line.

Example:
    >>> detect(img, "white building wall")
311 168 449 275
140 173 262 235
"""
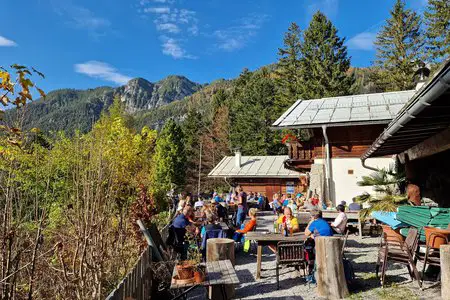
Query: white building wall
314 157 394 205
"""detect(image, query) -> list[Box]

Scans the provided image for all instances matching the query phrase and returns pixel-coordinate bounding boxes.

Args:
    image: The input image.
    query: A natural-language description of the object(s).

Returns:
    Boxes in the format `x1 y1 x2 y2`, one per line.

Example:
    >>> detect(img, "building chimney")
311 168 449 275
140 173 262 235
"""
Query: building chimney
235 150 241 168
413 61 430 91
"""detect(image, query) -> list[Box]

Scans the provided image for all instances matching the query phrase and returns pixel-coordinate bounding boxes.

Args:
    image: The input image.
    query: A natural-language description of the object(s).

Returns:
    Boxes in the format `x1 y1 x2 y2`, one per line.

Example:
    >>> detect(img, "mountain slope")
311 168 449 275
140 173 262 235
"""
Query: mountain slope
5 75 203 133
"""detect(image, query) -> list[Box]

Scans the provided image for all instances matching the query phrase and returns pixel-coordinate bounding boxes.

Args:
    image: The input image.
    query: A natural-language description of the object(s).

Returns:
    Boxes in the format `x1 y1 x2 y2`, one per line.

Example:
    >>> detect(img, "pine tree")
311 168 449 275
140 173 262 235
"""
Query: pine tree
373 0 424 91
229 68 285 155
424 0 450 62
275 22 303 114
299 11 354 99
152 119 186 204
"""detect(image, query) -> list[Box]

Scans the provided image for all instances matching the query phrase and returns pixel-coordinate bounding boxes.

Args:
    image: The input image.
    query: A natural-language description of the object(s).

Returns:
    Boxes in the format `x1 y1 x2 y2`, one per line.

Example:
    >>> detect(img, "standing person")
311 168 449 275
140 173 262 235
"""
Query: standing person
305 209 333 238
331 204 347 234
236 187 247 227
171 206 198 259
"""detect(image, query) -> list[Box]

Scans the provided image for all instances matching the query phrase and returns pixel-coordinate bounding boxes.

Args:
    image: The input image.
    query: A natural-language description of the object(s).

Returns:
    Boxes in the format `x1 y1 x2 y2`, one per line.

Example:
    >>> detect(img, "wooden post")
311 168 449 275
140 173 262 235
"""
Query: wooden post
137 219 163 262
315 236 349 299
441 245 450 300
206 238 235 300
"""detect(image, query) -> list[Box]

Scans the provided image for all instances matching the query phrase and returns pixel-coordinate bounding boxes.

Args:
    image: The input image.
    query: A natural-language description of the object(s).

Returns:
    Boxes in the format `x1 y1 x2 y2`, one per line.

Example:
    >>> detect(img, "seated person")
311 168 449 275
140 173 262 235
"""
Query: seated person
201 213 222 237
232 208 257 242
213 199 227 221
270 193 282 214
349 201 361 211
276 206 300 234
300 198 318 210
268 207 299 252
257 193 265 210
331 204 348 234
287 199 298 214
305 209 333 238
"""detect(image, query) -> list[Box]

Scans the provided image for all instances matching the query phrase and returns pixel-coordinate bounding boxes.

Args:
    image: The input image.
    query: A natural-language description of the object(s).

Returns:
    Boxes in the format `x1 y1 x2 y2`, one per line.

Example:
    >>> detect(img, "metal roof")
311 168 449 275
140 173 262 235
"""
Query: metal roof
208 155 300 178
363 59 450 159
272 90 416 129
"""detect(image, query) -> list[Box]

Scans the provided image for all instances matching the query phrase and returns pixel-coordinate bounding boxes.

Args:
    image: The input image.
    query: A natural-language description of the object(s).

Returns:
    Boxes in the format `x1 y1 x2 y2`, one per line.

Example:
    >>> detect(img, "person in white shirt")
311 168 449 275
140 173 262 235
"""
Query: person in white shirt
331 204 348 234
194 198 204 208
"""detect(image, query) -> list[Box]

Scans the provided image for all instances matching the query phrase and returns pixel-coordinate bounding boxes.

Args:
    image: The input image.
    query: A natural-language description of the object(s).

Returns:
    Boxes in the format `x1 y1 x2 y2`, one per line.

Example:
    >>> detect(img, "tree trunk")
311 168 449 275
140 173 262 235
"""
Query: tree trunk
315 236 349 299
441 245 450 300
206 238 235 300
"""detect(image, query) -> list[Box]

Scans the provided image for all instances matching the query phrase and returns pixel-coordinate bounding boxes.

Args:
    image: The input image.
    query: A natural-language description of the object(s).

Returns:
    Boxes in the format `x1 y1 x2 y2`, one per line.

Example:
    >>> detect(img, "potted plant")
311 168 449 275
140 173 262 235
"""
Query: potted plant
354 163 408 220
186 234 206 283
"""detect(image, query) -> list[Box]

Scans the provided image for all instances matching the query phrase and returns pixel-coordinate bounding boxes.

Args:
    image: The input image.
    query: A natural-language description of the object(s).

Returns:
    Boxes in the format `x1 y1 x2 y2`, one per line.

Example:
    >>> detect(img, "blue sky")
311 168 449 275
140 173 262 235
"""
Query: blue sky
0 0 427 93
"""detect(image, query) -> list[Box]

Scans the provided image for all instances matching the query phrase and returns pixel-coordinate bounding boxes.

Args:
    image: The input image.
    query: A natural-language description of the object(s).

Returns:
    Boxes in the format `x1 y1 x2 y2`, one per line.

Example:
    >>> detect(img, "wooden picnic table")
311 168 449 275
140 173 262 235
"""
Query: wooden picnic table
297 210 363 237
170 259 239 299
245 231 306 279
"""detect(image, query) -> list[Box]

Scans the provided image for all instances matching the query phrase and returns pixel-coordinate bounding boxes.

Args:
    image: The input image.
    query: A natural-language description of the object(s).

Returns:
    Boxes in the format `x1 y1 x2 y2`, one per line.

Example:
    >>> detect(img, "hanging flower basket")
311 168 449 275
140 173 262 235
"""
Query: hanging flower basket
281 133 298 144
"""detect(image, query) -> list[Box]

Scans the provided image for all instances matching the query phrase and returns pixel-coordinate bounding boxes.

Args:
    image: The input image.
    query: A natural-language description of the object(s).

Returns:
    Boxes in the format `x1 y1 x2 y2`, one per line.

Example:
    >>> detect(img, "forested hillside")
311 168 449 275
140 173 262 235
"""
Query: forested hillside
5 75 202 133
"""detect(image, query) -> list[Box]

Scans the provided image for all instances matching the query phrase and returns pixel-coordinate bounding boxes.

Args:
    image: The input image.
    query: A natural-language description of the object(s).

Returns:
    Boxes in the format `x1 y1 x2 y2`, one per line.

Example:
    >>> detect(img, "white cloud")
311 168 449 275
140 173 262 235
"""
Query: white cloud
161 37 196 59
138 0 199 59
214 13 269 51
0 35 17 47
52 0 110 36
187 24 199 36
307 0 339 19
347 32 377 51
144 7 170 14
74 61 132 85
156 23 180 33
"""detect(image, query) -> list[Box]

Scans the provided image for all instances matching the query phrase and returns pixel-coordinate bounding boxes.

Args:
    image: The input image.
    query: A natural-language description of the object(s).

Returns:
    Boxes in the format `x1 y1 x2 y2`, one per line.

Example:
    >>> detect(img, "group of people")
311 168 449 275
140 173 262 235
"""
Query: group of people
269 192 322 215
169 187 261 259
274 204 348 238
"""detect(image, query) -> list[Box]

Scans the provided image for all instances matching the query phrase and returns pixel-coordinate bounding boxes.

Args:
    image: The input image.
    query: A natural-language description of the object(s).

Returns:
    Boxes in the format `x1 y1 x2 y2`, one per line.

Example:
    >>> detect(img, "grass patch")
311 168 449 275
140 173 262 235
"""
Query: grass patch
375 284 419 300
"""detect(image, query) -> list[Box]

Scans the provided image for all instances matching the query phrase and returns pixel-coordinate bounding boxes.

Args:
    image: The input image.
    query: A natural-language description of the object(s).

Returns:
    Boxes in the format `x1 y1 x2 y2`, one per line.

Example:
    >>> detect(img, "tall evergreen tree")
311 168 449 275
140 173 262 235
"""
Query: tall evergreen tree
275 22 303 114
373 0 424 91
229 68 284 155
298 11 354 99
424 0 450 62
152 119 186 204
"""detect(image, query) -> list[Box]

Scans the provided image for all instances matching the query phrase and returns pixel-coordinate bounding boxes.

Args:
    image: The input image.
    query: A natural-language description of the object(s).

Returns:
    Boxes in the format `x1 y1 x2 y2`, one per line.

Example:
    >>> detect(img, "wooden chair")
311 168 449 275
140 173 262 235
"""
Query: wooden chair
416 226 449 285
376 227 421 288
275 241 306 289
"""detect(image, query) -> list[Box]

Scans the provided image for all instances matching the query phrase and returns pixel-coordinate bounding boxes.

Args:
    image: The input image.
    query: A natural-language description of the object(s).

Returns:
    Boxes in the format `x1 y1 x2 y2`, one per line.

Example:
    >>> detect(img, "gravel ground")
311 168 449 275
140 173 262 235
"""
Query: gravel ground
187 211 442 299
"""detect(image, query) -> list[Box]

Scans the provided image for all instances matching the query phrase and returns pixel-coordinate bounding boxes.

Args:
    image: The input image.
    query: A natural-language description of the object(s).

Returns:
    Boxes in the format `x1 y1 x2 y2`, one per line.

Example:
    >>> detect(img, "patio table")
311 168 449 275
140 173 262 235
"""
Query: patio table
170 259 239 299
245 231 306 279
298 210 363 237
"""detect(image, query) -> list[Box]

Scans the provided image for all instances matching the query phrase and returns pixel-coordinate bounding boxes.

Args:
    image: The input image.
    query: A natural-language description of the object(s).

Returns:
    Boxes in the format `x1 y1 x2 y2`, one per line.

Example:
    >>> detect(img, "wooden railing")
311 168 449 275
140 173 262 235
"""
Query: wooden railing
106 246 152 300
286 141 315 161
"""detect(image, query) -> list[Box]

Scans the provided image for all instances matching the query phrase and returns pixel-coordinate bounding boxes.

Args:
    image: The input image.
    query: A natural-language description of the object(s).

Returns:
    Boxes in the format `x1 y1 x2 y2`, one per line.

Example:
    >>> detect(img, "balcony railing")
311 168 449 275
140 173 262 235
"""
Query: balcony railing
286 141 315 161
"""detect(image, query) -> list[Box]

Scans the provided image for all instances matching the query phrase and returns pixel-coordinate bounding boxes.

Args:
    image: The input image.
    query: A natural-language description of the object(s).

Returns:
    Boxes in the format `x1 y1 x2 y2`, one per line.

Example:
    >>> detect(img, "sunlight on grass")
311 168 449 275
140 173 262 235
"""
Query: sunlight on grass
375 284 419 300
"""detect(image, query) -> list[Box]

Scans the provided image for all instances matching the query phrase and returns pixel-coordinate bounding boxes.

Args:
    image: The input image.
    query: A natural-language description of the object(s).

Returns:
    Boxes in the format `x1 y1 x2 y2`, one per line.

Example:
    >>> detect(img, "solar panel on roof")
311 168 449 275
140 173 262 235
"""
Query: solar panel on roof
272 90 416 127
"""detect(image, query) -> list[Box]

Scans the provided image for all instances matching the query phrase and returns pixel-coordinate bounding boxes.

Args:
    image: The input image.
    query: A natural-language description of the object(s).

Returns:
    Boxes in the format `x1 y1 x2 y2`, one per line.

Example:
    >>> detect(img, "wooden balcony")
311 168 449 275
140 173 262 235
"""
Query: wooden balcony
284 141 315 171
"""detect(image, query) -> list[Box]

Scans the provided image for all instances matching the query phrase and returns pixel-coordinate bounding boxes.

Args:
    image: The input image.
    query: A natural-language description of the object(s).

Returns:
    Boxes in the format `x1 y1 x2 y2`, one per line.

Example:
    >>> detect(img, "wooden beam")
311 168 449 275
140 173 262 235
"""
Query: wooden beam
403 127 450 161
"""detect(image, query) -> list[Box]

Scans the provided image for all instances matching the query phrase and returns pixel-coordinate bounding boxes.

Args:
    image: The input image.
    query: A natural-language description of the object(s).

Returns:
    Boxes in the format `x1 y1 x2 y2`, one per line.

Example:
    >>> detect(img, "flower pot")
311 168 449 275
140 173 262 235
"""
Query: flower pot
424 226 450 249
194 270 205 283
176 262 195 280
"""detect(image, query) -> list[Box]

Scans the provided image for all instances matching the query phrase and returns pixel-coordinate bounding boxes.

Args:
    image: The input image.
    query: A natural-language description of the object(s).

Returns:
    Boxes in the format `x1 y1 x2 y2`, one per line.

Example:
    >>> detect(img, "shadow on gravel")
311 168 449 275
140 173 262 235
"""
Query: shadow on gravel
345 239 379 249
235 274 308 299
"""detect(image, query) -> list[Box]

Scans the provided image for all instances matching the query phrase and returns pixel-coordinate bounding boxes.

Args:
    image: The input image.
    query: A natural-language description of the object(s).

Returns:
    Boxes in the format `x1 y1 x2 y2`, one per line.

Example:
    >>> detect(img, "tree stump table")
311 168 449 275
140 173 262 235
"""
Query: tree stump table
315 236 349 299
206 238 235 300
441 245 450 300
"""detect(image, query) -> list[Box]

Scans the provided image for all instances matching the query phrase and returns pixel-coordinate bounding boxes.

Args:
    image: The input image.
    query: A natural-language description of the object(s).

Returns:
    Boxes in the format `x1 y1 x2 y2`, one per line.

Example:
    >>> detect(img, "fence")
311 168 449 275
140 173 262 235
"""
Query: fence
106 246 152 300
